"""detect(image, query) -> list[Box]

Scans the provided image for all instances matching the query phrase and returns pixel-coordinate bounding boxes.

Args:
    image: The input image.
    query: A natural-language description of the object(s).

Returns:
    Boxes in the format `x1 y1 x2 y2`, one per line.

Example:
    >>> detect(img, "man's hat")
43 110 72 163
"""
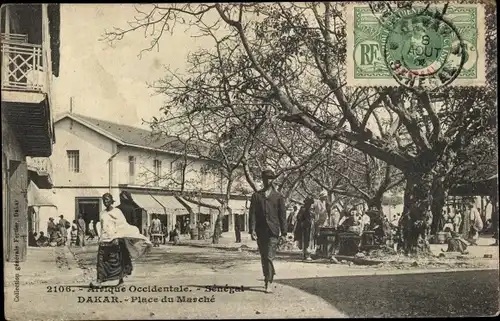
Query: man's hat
49 217 54 221
261 167 277 179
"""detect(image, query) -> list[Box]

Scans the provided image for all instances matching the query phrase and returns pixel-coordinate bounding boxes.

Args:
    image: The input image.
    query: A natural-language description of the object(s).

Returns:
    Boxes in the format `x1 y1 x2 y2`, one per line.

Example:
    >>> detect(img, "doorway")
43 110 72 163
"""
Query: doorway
222 215 229 232
75 197 100 235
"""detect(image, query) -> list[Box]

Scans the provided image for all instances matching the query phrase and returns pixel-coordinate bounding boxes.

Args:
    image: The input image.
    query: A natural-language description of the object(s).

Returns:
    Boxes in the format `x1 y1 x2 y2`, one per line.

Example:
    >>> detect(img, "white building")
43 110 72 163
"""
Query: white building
43 112 250 236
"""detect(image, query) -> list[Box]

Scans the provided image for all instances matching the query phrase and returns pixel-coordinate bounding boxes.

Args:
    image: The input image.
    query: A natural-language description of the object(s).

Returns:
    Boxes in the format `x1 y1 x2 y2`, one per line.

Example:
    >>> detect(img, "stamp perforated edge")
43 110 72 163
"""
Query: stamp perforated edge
345 3 487 88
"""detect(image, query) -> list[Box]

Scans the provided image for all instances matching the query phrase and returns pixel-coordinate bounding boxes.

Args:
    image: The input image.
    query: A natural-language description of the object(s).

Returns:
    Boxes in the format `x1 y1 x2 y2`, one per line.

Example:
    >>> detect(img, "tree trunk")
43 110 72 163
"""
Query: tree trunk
400 173 433 256
367 197 383 213
213 178 232 244
212 207 224 244
430 177 447 235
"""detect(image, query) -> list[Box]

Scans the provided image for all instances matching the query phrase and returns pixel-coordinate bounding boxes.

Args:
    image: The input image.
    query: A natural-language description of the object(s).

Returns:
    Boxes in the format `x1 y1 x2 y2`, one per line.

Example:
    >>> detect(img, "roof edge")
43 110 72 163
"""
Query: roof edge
55 113 124 144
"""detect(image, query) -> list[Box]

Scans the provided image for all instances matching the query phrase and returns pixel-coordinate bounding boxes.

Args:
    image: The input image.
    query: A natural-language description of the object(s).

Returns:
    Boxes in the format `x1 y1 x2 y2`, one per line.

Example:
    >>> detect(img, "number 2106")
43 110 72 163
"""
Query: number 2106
46 286 73 293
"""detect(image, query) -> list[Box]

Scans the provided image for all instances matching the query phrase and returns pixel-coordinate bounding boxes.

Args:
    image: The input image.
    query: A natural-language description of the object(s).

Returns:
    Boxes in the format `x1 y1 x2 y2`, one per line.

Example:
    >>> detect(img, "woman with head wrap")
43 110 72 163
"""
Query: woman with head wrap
116 191 141 229
90 193 152 288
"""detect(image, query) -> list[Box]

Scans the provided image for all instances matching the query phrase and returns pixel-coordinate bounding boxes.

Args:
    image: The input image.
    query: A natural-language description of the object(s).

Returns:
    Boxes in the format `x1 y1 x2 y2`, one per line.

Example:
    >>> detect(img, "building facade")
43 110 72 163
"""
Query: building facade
47 113 251 237
1 4 60 262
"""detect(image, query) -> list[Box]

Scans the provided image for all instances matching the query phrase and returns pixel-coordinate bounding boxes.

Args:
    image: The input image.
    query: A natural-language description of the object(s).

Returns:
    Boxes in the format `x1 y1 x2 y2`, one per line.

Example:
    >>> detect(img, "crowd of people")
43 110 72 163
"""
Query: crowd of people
145 215 207 246
283 197 496 259
286 196 398 260
145 214 216 247
29 215 72 247
29 214 98 248
439 202 498 250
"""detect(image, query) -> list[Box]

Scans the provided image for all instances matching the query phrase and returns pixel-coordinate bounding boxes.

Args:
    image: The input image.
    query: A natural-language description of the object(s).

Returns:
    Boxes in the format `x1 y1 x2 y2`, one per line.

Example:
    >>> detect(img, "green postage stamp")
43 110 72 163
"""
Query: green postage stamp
346 3 486 88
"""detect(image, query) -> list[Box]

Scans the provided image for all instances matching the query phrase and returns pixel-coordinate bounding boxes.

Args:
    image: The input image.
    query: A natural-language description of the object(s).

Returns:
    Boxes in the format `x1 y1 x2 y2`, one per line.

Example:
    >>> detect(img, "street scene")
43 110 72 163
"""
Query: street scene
4 235 500 319
2 2 499 320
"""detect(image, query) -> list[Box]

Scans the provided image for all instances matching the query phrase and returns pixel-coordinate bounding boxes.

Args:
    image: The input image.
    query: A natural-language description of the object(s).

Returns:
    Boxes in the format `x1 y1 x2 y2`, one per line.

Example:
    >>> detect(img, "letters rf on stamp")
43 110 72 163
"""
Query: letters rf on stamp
346 3 486 87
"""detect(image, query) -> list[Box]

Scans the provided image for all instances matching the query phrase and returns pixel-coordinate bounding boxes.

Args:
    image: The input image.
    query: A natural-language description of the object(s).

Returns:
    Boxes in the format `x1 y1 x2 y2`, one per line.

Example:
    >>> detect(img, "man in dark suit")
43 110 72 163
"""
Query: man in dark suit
249 168 287 294
234 215 242 243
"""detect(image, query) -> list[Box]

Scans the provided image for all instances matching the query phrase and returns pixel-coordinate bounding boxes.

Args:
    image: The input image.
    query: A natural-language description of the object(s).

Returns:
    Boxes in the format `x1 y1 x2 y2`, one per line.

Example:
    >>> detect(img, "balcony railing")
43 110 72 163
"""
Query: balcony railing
1 35 45 92
26 157 53 176
0 33 28 44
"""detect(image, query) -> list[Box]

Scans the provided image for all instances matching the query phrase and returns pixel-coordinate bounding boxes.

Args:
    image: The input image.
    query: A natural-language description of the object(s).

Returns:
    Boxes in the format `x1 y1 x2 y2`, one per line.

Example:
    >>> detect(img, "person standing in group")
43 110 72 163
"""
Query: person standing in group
296 197 315 261
287 205 299 234
58 215 70 245
235 216 242 243
90 193 152 288
249 168 287 294
468 204 484 246
87 219 96 240
70 220 78 246
171 223 181 245
150 214 162 247
308 190 328 257
47 217 57 241
453 210 462 234
77 214 86 247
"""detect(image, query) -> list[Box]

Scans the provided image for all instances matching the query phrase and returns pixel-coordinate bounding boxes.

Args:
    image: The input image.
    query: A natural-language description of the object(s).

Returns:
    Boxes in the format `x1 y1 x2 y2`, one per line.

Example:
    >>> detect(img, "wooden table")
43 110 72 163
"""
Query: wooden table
317 228 337 258
150 233 164 246
337 232 361 256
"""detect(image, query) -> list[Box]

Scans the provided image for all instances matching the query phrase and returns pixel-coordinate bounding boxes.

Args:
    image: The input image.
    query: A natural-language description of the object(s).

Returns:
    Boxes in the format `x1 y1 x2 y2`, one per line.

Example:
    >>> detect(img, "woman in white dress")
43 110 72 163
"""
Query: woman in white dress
90 193 151 288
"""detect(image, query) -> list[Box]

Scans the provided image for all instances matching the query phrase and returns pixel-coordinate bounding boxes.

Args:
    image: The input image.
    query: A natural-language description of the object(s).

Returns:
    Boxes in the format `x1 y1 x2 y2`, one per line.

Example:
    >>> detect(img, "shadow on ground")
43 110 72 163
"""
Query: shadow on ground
70 245 264 268
70 244 310 269
276 270 499 318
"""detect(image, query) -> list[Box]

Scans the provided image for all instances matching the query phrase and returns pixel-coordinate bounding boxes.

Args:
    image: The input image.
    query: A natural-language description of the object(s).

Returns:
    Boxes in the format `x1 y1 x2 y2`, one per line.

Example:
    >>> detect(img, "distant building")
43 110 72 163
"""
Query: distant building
1 4 60 262
47 113 250 236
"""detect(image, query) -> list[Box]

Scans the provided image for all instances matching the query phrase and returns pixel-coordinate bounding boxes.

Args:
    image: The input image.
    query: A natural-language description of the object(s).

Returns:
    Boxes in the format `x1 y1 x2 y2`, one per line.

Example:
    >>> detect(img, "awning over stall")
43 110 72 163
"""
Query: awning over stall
131 193 166 214
150 194 187 214
179 197 222 215
131 193 187 215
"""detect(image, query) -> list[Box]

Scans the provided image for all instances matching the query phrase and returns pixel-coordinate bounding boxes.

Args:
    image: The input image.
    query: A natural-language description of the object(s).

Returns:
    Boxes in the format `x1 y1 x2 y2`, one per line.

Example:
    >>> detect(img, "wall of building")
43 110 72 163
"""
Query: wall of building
50 187 113 222
47 117 253 235
50 118 115 188
1 112 26 161
113 146 250 194
2 112 28 262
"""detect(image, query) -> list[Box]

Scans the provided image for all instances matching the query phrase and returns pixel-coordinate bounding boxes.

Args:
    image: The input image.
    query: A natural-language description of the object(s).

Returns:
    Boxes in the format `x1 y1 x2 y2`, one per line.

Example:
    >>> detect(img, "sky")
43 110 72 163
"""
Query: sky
50 4 392 135
52 4 215 129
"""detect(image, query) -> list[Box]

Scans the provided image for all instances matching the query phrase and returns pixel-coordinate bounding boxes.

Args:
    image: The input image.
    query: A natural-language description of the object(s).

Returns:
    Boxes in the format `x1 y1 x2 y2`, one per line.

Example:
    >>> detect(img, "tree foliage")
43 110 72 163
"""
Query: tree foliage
103 2 497 253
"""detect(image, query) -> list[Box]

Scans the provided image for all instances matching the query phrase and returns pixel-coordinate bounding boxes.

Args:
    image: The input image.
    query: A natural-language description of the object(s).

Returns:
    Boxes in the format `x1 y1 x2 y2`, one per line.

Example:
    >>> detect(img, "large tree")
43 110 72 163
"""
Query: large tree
104 2 496 254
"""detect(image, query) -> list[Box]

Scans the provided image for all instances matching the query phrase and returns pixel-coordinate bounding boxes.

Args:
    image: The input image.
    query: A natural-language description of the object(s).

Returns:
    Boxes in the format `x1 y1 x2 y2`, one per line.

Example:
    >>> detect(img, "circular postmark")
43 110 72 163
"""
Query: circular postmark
374 4 466 91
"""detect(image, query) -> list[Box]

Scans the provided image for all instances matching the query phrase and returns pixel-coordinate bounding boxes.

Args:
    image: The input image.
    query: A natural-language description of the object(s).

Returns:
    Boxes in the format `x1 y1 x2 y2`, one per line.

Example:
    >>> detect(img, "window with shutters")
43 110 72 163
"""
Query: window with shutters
67 150 80 173
175 162 184 182
129 156 136 184
153 159 162 186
